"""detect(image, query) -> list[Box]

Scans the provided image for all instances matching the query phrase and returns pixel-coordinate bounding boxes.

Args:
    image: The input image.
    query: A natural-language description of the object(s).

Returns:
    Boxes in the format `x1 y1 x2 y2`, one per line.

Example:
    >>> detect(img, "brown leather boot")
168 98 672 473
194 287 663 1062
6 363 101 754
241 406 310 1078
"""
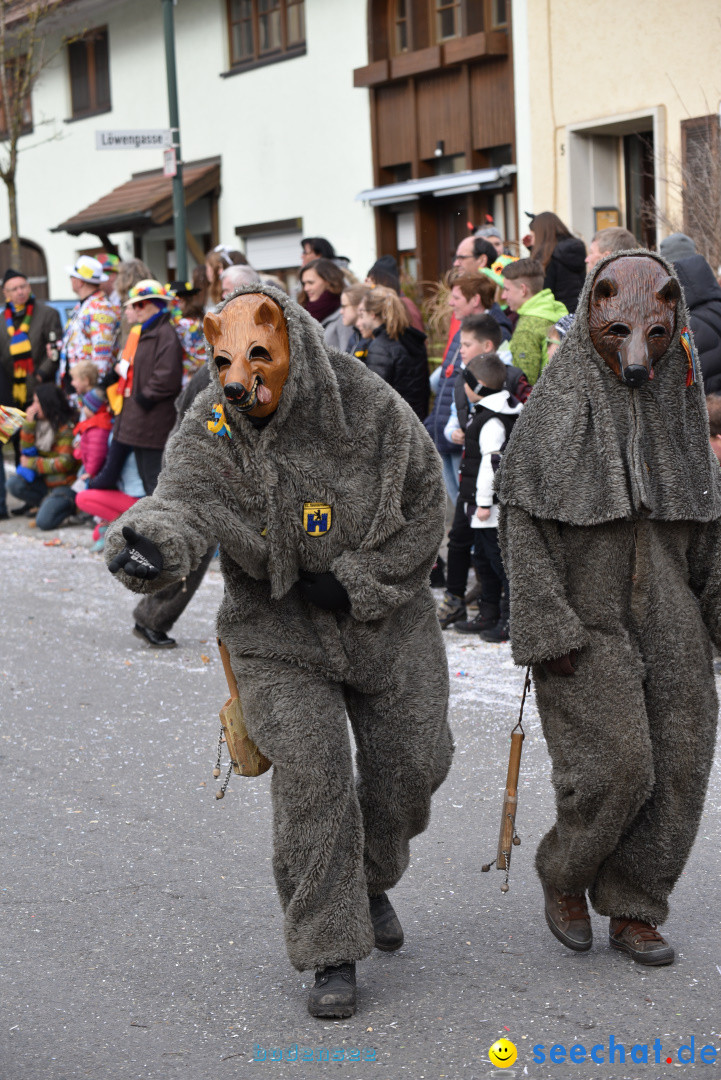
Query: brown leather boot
541 879 592 951
609 918 674 966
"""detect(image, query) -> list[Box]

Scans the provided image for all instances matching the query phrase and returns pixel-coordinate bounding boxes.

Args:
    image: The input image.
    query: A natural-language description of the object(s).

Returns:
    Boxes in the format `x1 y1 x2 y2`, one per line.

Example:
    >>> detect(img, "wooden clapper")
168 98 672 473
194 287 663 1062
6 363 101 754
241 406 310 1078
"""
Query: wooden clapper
213 637 272 799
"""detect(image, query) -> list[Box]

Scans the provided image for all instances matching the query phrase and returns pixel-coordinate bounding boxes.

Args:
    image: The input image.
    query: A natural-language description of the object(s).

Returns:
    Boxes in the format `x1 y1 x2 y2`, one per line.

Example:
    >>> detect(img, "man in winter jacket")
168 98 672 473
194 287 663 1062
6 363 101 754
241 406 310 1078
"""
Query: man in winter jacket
672 254 721 393
497 251 721 967
0 268 62 409
105 285 453 1019
502 259 568 384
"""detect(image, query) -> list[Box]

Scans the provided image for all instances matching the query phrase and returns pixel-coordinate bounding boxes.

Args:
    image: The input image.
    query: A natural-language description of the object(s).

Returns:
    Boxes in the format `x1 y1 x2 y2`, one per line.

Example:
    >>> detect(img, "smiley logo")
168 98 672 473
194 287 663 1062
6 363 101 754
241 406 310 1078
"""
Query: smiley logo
489 1038 517 1068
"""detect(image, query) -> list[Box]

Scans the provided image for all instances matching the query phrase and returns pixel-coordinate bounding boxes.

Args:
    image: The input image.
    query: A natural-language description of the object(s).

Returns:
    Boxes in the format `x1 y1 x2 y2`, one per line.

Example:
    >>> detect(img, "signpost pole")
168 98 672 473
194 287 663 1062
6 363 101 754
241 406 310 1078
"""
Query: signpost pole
161 0 187 280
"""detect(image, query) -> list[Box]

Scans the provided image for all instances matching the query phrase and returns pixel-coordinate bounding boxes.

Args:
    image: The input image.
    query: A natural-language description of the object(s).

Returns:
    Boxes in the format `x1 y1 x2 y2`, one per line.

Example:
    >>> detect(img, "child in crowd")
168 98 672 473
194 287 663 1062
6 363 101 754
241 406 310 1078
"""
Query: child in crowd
76 444 145 552
6 383 78 529
436 351 522 635
444 314 530 454
502 258 568 385
70 361 111 482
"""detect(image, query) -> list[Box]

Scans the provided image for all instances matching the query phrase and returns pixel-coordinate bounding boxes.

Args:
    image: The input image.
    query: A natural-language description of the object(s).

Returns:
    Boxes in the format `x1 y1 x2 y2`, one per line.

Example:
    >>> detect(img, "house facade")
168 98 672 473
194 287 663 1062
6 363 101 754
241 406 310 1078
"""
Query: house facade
512 0 721 257
0 0 375 296
353 0 517 284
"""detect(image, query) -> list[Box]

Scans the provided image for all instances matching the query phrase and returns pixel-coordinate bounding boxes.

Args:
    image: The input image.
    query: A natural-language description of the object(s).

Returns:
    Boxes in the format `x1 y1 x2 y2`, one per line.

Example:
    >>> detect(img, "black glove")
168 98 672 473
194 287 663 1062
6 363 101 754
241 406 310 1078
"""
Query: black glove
108 526 164 580
297 570 350 613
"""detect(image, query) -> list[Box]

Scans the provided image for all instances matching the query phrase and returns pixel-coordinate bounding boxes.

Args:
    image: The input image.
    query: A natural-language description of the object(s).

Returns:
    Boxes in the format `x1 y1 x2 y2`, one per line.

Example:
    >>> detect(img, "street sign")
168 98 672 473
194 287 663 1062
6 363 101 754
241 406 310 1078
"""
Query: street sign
96 129 173 150
163 147 177 177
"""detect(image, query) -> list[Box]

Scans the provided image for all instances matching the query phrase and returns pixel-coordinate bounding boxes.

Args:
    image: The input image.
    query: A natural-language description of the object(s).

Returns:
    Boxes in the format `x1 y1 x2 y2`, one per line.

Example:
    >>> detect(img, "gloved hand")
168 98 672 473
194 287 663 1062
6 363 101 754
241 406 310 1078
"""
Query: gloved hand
16 465 36 483
298 570 351 613
108 525 164 580
543 649 578 677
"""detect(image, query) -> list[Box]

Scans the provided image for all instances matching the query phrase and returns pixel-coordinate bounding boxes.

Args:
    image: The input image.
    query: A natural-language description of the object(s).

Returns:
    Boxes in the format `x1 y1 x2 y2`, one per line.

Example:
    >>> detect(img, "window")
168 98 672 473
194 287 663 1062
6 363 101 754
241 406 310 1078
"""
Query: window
434 0 461 41
227 0 305 69
490 0 508 28
394 0 409 53
0 58 33 139
68 28 110 119
681 115 720 243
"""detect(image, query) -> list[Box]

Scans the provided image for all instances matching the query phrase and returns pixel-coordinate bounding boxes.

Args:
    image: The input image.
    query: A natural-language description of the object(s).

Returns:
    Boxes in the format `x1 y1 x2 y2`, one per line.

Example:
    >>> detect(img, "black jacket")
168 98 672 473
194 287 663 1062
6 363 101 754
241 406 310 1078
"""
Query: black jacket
0 297 62 405
543 237 587 313
365 324 429 420
458 401 519 504
674 255 721 393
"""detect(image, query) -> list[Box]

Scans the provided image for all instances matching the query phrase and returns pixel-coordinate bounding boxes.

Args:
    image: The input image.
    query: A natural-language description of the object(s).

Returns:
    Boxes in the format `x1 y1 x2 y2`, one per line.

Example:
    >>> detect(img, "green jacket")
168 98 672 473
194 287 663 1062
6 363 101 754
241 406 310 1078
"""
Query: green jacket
509 289 568 385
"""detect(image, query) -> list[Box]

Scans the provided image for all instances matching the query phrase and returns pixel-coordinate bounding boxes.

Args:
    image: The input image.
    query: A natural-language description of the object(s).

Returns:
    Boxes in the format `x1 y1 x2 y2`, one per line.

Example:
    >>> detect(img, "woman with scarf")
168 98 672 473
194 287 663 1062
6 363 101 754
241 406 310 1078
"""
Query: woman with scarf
7 382 78 528
299 258 352 352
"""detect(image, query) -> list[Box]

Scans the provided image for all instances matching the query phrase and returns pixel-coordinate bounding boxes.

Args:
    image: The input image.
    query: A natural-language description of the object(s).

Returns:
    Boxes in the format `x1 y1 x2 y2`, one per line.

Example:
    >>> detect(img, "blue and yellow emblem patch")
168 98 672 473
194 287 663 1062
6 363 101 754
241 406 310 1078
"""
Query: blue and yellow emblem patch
303 502 332 536
207 403 232 438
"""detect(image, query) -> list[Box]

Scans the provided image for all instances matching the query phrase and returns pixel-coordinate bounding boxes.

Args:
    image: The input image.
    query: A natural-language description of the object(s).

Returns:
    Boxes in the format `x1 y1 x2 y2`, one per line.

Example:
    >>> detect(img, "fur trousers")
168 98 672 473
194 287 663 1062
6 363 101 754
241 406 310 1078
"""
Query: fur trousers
231 638 453 972
533 629 717 924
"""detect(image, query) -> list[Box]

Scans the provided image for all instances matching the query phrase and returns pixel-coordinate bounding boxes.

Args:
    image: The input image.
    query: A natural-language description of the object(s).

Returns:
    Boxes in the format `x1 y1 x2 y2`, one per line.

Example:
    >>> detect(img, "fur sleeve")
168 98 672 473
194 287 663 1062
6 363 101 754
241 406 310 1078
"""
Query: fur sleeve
498 504 589 665
104 418 268 594
688 518 721 648
332 418 446 621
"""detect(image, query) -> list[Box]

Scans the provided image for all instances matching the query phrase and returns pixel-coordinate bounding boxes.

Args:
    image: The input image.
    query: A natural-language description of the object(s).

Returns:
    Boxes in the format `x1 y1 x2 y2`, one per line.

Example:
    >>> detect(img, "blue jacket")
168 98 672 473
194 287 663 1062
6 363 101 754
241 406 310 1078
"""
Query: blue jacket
424 330 462 454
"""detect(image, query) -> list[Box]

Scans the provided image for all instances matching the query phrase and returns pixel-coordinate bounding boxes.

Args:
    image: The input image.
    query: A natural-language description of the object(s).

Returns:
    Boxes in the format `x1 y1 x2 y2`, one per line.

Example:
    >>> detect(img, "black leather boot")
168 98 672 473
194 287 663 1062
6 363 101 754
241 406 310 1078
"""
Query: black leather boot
307 962 356 1018
369 892 404 951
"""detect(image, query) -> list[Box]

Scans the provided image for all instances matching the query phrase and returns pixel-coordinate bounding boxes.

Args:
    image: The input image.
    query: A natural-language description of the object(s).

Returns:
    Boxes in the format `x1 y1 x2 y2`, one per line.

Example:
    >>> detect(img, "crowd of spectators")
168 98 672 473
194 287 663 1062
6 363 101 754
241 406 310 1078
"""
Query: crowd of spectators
3 218 721 652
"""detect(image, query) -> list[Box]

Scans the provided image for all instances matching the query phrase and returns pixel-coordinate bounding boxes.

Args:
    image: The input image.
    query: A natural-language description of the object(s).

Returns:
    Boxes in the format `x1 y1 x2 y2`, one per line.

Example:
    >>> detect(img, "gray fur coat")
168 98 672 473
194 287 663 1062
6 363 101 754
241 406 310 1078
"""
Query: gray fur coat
496 253 721 923
105 283 446 681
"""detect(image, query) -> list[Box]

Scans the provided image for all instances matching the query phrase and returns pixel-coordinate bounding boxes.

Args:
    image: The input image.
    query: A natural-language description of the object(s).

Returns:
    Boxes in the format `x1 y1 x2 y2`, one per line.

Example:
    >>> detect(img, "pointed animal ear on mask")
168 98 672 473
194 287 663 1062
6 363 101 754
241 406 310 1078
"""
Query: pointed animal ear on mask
656 276 681 304
254 299 282 329
204 311 222 346
592 277 618 303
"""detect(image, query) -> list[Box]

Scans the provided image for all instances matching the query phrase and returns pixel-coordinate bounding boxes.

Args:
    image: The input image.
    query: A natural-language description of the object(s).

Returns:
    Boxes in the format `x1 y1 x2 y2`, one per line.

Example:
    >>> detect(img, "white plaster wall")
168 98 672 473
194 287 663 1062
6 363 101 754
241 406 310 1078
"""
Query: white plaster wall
520 0 721 243
0 0 375 295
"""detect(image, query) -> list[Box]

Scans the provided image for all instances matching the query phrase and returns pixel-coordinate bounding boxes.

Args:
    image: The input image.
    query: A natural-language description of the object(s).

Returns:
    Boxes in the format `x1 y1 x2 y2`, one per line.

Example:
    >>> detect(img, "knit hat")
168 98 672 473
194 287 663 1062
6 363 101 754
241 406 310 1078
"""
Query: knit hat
553 313 575 339
367 254 401 292
2 267 27 285
81 389 104 414
125 279 170 307
100 254 120 274
67 255 108 284
659 233 697 263
475 225 503 241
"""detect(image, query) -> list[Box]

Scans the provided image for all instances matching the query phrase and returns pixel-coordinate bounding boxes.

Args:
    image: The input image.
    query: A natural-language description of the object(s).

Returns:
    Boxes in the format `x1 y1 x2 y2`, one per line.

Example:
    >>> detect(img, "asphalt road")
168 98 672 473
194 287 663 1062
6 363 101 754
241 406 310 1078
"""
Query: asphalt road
2 515 720 1080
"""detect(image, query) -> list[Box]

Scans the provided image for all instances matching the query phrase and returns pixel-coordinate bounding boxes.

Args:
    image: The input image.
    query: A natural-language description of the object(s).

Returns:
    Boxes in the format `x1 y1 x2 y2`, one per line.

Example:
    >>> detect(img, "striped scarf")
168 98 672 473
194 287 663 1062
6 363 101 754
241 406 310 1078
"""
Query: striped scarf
5 298 34 406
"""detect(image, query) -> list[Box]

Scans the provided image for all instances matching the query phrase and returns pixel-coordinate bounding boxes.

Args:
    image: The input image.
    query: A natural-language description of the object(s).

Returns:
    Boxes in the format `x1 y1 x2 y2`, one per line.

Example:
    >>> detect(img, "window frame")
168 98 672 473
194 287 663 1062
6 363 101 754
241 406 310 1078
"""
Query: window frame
390 0 411 54
67 26 111 122
226 0 306 73
431 0 463 43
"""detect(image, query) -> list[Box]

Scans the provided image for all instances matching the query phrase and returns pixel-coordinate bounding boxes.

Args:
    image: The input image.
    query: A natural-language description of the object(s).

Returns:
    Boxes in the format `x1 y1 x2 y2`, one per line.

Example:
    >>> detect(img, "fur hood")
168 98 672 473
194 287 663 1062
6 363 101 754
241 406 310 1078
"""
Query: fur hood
496 250 721 525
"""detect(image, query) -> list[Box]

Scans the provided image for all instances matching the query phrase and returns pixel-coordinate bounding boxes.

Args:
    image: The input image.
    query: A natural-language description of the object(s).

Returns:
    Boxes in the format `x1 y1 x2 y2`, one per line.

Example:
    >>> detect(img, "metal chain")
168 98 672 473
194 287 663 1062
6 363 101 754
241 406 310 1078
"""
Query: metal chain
216 761 233 801
213 725 224 779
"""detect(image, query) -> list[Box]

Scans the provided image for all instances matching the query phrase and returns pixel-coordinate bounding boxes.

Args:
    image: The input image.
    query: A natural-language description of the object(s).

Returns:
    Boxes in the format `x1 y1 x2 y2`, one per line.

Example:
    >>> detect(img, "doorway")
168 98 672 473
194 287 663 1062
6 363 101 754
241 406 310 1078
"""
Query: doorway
0 237 49 298
624 131 656 248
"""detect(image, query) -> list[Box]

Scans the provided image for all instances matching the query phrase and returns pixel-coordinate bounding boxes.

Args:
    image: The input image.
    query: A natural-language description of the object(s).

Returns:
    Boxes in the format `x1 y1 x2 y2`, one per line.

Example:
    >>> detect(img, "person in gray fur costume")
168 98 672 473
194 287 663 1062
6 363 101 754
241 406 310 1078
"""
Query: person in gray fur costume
104 283 453 1017
497 251 721 967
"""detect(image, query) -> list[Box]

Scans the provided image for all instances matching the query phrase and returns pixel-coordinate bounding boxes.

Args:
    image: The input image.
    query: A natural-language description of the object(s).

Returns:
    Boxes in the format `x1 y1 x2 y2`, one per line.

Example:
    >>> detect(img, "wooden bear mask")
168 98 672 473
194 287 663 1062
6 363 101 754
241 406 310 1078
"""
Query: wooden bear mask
204 294 290 418
588 255 680 387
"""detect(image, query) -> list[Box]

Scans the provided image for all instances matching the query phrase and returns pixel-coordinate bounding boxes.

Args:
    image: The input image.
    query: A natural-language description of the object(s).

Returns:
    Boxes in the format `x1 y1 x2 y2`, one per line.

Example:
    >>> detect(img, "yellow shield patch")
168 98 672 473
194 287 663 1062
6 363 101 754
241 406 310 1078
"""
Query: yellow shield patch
303 502 332 536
